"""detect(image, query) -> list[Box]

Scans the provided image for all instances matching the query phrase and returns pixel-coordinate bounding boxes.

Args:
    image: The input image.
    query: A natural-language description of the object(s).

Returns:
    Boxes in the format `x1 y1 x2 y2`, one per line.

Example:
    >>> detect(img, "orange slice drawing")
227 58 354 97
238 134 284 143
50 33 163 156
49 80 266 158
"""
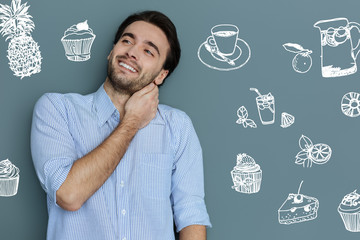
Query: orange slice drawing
309 143 332 164
341 92 360 117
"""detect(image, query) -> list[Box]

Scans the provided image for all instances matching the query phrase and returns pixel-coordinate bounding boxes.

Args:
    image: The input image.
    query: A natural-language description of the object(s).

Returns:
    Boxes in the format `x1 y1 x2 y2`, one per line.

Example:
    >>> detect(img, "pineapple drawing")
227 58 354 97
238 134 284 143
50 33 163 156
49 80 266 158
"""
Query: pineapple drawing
0 0 42 79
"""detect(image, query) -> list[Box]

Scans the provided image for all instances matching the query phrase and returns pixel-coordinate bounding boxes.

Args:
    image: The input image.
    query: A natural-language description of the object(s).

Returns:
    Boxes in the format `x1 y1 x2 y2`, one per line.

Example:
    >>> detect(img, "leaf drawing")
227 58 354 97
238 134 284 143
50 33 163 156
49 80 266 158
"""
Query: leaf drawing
299 135 313 151
244 119 257 128
236 106 257 128
283 43 305 53
237 106 248 119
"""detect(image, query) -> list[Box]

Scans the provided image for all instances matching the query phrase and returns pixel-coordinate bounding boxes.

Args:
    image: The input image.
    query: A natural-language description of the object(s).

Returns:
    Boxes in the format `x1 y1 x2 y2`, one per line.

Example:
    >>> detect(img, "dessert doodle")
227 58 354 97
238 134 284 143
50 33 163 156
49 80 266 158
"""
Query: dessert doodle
197 24 251 71
231 153 262 194
250 88 275 125
338 190 360 232
236 106 257 128
0 159 20 197
278 180 319 225
280 112 295 128
61 20 96 62
341 92 360 117
295 135 332 168
283 43 313 74
314 18 360 78
0 0 42 79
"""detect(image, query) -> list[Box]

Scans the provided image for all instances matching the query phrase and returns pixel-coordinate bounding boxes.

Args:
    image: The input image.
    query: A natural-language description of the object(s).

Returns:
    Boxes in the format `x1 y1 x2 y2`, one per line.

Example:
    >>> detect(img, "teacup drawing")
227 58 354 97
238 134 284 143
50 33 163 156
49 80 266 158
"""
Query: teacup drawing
207 24 239 56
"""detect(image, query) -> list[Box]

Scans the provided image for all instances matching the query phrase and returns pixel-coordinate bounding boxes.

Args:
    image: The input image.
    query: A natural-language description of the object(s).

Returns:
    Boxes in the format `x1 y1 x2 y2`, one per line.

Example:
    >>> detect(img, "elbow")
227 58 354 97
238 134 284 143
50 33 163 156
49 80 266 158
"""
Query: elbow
56 189 83 212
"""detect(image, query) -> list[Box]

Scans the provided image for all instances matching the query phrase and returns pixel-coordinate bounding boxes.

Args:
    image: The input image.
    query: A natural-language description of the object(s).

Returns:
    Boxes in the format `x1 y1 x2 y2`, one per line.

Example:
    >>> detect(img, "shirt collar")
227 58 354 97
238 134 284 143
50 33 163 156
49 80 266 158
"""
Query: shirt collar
93 83 118 127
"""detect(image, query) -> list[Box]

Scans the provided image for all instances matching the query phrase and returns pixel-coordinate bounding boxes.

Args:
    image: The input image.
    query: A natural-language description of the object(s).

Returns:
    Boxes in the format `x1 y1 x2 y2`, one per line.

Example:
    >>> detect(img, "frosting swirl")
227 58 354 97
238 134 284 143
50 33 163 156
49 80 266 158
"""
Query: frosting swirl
63 20 94 37
0 159 19 179
338 190 360 213
233 153 261 172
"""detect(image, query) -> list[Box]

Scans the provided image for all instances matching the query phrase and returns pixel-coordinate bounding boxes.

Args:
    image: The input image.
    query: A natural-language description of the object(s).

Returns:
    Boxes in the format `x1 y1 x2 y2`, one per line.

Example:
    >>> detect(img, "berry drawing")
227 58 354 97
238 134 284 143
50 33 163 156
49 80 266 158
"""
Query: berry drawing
295 135 332 168
283 43 312 74
0 0 42 79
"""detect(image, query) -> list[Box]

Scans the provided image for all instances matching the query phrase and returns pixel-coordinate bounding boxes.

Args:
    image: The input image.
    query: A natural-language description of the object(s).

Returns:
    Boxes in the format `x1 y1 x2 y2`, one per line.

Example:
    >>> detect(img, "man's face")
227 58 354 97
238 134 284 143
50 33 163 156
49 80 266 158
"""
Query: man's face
107 21 170 95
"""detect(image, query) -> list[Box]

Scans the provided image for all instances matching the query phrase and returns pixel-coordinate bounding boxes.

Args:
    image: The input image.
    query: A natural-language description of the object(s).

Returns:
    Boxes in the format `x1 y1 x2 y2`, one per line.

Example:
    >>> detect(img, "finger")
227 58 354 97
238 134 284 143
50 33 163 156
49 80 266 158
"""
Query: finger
147 85 159 97
137 82 156 96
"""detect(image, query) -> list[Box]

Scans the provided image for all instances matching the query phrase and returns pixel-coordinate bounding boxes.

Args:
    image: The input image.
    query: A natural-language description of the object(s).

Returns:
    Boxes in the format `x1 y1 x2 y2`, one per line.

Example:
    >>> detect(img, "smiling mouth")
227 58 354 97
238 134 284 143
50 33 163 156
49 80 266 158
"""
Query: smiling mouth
119 61 138 73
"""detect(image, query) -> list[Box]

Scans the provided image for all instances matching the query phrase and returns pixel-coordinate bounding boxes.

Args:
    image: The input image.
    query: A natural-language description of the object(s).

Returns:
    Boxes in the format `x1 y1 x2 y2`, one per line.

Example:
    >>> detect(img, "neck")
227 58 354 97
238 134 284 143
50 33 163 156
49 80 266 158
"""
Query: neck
103 78 130 118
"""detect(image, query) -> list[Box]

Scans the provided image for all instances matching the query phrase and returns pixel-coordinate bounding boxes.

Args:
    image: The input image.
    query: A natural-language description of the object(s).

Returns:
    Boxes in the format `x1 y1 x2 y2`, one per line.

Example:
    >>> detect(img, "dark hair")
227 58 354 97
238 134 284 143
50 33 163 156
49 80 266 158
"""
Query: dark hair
114 11 181 82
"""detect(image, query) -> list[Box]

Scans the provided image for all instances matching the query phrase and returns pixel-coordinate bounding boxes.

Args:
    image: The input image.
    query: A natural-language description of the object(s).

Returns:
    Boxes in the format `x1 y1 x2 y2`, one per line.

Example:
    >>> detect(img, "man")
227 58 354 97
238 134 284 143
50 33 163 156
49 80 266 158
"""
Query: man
31 10 211 240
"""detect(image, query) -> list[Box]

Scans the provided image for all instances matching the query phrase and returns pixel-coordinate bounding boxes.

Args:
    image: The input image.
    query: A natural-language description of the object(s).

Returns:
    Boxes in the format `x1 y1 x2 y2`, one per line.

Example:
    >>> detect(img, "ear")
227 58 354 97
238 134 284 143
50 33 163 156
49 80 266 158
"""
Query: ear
107 49 113 60
154 69 169 85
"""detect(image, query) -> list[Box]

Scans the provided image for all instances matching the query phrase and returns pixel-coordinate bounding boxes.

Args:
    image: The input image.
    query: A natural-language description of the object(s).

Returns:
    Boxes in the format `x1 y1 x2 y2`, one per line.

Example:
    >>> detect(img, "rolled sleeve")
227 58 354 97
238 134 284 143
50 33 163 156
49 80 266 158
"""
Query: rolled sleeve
30 94 77 205
170 112 212 232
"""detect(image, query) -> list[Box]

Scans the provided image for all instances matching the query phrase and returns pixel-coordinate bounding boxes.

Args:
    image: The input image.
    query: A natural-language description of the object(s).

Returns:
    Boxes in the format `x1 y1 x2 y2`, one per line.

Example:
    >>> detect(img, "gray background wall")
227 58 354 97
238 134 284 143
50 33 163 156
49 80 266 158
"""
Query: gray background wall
0 0 359 239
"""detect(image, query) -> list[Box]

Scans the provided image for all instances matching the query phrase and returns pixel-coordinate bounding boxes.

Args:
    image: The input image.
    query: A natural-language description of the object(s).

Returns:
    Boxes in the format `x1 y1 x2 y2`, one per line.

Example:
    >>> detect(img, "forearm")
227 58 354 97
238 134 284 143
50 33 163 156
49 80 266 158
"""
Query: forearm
56 116 138 211
179 225 206 240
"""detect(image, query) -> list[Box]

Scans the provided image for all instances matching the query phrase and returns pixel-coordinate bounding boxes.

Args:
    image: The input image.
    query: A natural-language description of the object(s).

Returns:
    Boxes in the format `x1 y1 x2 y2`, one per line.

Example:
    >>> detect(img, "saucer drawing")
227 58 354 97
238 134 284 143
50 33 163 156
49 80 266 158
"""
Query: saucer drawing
198 38 251 71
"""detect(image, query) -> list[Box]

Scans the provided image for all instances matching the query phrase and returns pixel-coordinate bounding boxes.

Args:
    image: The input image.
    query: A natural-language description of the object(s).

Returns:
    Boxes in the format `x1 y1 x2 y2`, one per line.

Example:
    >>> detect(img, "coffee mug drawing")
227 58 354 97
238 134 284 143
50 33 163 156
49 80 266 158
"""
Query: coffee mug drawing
207 24 239 56
197 23 251 71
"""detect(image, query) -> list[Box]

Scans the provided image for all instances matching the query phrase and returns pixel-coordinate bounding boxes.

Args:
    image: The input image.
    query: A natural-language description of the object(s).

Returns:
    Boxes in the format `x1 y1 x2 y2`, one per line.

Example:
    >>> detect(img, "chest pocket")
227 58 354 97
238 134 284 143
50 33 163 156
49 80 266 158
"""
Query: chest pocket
137 153 173 200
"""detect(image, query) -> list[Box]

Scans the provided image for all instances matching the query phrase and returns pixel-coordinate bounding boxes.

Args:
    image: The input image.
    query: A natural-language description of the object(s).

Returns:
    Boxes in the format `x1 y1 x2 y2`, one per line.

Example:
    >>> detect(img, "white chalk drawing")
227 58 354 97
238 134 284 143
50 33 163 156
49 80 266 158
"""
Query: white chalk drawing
338 190 360 232
0 159 20 197
250 88 275 125
280 112 295 128
314 18 360 78
236 106 257 128
295 135 332 168
61 20 96 61
197 24 251 71
283 43 312 73
0 0 42 79
278 180 319 225
231 153 262 194
341 92 360 117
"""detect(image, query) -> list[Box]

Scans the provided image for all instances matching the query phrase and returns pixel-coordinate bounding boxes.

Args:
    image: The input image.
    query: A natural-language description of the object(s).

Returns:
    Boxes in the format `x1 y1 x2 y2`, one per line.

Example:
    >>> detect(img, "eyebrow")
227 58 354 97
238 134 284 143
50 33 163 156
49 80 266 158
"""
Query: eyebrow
121 32 160 56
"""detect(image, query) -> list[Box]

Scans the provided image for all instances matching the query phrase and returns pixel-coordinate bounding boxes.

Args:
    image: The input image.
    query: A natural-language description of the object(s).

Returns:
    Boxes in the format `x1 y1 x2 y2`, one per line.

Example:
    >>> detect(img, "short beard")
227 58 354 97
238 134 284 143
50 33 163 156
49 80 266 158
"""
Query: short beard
107 55 160 95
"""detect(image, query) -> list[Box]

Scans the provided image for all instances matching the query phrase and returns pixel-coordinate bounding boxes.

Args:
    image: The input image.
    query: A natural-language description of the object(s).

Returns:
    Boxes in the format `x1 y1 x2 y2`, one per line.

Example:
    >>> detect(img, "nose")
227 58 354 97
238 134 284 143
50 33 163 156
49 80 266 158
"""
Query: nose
126 45 139 61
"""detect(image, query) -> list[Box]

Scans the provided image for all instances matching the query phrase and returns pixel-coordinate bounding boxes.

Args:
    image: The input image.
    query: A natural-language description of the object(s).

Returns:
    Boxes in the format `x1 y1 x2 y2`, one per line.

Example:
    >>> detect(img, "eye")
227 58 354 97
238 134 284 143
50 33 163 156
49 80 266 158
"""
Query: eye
144 49 154 56
122 39 132 45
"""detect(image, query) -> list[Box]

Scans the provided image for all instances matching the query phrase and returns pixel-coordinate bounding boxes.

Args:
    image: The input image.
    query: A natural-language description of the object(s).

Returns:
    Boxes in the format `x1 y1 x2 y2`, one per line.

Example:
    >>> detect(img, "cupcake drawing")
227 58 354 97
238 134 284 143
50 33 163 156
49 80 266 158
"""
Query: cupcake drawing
0 159 20 197
61 20 96 61
231 153 262 194
338 190 360 232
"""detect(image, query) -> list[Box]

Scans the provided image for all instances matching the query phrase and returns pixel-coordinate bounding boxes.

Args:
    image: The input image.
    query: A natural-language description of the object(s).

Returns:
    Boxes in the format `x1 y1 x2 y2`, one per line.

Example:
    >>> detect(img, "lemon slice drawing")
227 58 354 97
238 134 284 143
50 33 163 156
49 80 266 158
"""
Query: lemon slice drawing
295 135 332 168
280 112 295 128
310 143 332 164
341 92 360 117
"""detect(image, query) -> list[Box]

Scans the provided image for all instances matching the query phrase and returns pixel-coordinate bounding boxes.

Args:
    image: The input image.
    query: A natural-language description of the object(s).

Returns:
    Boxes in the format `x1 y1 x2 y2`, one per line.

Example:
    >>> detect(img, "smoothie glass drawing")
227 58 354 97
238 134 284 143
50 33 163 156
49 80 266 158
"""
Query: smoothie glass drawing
250 88 275 125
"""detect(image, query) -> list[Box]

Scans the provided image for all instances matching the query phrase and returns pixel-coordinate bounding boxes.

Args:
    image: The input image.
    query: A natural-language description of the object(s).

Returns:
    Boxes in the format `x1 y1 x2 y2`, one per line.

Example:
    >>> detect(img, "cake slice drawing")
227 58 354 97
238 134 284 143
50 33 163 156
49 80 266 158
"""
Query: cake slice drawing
278 180 319 225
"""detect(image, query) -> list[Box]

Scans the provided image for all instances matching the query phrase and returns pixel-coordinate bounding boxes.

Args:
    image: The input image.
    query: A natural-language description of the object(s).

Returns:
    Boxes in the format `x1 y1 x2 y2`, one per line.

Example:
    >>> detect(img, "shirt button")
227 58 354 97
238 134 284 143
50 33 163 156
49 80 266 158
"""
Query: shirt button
122 209 126 215
120 180 125 187
122 238 126 240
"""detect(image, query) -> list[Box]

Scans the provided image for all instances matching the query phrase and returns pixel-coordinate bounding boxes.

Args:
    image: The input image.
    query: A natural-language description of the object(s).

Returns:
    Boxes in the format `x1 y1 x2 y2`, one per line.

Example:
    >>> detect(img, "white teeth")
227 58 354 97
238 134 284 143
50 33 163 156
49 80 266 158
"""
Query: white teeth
119 62 136 72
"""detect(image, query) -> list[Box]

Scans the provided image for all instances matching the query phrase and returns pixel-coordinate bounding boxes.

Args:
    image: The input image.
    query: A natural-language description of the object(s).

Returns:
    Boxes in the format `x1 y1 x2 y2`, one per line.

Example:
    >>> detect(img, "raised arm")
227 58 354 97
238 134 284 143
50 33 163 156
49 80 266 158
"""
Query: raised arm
32 83 158 211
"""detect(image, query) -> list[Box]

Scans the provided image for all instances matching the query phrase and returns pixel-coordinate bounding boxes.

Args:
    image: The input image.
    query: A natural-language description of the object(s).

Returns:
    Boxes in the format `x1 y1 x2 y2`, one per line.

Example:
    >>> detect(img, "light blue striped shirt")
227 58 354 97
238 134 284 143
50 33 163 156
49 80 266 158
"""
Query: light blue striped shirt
30 84 211 240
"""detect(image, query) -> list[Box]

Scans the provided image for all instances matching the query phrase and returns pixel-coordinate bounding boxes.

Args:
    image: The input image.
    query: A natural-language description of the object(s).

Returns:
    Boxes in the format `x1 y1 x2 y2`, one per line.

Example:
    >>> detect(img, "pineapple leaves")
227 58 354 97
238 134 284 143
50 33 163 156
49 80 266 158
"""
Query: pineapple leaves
0 0 34 40
0 4 12 19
